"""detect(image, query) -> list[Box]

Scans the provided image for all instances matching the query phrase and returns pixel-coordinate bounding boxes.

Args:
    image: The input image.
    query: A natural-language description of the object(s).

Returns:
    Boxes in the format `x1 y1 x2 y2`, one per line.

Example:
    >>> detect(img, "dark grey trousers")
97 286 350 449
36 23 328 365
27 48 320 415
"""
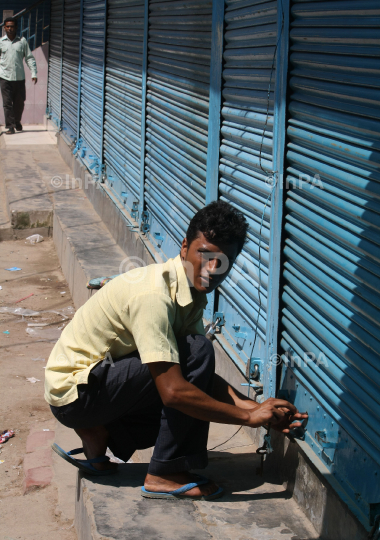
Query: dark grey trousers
0 78 26 128
50 335 215 475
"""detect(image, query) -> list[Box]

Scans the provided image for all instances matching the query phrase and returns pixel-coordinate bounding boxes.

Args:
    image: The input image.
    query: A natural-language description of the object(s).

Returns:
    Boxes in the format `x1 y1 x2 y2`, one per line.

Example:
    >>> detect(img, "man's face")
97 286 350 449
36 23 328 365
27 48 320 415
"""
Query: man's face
4 22 17 40
181 232 239 294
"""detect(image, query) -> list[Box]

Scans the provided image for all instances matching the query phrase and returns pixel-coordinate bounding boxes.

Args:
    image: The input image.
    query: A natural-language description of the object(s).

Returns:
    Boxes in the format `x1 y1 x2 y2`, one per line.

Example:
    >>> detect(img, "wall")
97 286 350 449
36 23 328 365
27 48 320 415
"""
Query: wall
0 41 49 125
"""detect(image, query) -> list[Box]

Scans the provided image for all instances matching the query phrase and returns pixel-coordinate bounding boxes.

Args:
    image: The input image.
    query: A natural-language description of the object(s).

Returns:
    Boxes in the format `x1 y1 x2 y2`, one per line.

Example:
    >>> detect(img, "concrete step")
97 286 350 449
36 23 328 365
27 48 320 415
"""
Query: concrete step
53 186 128 308
0 154 12 241
1 146 54 237
75 423 319 540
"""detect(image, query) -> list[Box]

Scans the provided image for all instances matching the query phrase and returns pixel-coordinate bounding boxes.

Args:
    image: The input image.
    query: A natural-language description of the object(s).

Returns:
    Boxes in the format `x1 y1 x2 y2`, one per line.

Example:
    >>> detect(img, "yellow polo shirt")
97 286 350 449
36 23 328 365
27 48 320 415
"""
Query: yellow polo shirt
44 255 207 407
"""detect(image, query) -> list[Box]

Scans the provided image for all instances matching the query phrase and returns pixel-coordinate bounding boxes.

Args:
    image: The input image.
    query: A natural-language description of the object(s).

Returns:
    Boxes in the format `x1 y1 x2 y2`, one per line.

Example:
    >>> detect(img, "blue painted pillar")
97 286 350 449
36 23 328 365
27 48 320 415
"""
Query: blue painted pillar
204 0 225 323
59 0 64 127
263 0 290 400
205 0 225 205
76 0 84 141
138 0 149 226
100 0 108 168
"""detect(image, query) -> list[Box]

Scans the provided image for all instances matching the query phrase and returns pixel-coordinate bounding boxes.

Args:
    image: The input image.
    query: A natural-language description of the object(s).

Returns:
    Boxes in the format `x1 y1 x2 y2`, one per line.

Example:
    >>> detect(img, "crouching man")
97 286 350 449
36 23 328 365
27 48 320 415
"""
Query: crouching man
45 200 307 500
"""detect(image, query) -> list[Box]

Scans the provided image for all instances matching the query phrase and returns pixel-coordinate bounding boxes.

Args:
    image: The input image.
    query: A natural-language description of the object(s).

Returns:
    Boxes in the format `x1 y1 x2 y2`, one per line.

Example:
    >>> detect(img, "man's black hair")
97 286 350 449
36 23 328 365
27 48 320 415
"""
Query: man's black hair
4 17 17 27
187 200 249 255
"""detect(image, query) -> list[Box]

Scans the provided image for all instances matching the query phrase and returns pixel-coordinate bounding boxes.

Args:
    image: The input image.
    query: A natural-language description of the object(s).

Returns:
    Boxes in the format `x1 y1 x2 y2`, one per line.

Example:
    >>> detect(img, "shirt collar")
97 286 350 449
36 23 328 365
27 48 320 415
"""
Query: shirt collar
3 36 20 43
173 255 193 307
173 254 207 309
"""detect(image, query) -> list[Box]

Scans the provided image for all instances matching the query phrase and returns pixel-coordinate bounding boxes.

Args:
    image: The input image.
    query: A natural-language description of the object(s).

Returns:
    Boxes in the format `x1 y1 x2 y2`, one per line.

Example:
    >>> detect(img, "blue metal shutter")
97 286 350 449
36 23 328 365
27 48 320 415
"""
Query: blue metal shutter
280 0 380 528
47 0 63 126
216 0 278 376
79 0 106 167
144 0 212 259
61 0 81 141
103 0 144 213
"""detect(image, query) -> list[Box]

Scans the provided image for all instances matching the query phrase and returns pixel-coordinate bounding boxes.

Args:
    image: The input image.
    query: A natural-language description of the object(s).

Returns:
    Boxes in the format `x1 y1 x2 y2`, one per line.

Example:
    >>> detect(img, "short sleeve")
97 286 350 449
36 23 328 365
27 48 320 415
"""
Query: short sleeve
127 292 180 364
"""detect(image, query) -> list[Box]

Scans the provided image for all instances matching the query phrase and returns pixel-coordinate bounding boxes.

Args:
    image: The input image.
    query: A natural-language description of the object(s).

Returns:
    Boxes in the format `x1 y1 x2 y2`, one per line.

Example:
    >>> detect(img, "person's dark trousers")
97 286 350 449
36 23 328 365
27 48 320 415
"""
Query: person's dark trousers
50 335 215 476
0 78 26 129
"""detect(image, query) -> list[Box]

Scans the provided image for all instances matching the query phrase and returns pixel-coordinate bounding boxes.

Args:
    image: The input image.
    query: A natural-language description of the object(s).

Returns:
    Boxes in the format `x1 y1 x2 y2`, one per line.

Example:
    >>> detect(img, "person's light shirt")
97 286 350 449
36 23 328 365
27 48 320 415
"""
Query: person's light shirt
0 35 37 81
44 255 207 407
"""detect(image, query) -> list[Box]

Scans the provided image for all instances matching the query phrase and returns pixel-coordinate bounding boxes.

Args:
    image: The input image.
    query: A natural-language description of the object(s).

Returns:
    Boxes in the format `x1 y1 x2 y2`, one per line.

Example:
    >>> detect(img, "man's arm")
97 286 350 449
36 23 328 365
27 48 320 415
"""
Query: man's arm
24 40 37 81
212 373 260 410
148 362 307 432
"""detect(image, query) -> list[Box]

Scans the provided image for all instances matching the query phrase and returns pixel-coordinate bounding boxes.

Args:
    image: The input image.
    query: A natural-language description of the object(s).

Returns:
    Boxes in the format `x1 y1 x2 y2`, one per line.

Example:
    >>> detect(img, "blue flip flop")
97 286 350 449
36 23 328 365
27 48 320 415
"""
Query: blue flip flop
141 474 224 500
52 443 118 476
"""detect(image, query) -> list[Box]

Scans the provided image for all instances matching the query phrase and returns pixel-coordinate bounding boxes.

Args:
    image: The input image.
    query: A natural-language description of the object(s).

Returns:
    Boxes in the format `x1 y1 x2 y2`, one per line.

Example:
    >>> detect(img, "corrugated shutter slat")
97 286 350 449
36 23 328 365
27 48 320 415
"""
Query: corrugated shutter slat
103 0 144 211
217 0 277 371
144 0 212 258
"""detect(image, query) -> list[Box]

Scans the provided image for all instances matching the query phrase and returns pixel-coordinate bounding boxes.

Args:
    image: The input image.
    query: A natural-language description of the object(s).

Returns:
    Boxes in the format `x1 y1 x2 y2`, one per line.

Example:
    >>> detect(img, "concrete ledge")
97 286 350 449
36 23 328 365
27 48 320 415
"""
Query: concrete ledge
2 147 54 229
268 432 368 540
57 134 156 267
52 187 128 309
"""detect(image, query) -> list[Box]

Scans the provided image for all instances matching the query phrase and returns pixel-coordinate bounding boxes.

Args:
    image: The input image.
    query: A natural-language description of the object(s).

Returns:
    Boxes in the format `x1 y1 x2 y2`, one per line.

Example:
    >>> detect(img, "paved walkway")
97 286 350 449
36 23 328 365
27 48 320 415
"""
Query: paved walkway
1 124 57 145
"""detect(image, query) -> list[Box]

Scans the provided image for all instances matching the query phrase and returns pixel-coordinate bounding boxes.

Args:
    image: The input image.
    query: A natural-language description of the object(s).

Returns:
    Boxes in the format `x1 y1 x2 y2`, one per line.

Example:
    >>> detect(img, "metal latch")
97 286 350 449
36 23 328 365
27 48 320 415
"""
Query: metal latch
232 324 247 340
131 201 139 221
153 231 164 247
256 425 273 476
72 138 82 156
315 430 337 449
205 312 224 339
249 357 262 380
89 155 100 174
141 211 150 233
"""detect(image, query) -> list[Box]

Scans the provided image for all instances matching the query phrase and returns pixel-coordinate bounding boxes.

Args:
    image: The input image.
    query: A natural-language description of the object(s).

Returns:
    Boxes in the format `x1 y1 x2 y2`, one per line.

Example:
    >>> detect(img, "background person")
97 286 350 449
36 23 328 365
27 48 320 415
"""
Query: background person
0 17 37 135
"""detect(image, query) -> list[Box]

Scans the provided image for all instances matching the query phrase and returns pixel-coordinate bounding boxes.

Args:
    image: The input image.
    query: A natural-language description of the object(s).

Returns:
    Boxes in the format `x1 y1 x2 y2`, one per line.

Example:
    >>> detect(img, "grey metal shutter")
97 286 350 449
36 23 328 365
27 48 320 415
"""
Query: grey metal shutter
280 0 380 528
216 0 278 377
61 0 81 141
143 0 212 259
79 0 106 167
47 0 63 126
103 0 144 213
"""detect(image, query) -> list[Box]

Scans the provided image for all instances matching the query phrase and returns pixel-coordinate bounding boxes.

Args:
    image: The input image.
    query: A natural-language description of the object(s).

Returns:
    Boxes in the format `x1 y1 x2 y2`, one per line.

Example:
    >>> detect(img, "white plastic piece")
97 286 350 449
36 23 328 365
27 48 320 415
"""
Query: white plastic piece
25 234 44 245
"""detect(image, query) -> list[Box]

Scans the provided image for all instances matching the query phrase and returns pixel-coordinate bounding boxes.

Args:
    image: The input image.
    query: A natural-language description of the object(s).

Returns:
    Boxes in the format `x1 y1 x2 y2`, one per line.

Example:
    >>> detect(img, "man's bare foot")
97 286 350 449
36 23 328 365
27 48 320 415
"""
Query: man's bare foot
144 472 219 497
75 425 118 472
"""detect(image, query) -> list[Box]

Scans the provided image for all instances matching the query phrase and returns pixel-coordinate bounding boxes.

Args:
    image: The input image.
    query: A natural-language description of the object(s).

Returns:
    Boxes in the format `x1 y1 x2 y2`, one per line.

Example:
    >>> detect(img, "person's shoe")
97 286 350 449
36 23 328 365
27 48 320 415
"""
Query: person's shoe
4 128 15 135
15 123 22 132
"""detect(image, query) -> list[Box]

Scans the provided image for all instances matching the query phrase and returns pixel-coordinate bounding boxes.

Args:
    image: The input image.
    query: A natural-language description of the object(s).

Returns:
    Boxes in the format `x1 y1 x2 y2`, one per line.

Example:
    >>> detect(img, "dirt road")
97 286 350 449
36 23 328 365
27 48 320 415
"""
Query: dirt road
0 237 77 540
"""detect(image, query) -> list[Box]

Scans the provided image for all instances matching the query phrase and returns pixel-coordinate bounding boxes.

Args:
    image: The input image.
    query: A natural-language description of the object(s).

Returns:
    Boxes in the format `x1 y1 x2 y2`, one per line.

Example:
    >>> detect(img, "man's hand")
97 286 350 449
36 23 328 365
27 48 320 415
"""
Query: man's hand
32 77 37 84
245 398 308 433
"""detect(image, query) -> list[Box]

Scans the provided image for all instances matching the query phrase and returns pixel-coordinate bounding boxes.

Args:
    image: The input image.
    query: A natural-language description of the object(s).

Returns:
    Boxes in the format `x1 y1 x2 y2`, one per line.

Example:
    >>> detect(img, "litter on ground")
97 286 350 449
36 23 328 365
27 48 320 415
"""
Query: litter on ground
25 234 44 245
0 430 15 444
26 327 63 340
26 377 41 384
0 307 39 316
5 267 22 271
14 293 34 303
